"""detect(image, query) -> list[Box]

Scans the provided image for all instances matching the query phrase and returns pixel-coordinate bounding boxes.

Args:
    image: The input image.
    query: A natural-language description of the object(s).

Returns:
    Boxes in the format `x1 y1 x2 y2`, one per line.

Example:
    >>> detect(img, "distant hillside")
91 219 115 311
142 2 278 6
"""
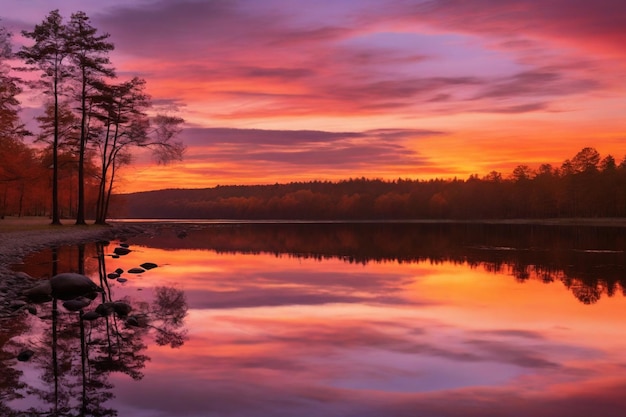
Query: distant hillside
110 165 626 220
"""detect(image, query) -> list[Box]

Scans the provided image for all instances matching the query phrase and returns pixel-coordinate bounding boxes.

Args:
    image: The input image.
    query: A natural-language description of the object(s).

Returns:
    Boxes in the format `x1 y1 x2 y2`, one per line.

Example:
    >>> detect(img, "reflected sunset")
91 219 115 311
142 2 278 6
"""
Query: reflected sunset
35 223 619 416
7 222 626 415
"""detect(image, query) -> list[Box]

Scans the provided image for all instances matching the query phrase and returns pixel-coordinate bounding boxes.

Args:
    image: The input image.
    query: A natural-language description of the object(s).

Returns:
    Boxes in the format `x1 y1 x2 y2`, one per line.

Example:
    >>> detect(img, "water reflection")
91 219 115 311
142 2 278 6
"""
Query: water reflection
132 222 626 304
3 223 626 416
2 240 187 416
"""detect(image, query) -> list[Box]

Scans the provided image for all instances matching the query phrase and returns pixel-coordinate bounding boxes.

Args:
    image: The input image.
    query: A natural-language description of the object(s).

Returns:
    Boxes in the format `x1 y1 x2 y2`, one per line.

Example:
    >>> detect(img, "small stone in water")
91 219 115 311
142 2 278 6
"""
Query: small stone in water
114 247 131 256
95 302 115 316
112 301 132 317
117 277 128 283
17 350 35 362
82 311 102 321
128 268 145 274
63 297 92 312
107 273 119 279
140 262 158 270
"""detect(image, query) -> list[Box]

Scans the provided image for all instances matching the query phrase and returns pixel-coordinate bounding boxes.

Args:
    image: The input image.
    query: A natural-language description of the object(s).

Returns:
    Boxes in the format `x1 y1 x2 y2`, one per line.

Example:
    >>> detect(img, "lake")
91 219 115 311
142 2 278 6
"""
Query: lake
4 222 626 416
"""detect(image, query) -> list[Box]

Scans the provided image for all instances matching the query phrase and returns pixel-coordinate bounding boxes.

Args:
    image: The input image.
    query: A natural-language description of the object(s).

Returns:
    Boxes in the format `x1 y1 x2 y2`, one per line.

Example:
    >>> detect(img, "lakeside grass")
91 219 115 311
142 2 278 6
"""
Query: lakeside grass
0 216 102 233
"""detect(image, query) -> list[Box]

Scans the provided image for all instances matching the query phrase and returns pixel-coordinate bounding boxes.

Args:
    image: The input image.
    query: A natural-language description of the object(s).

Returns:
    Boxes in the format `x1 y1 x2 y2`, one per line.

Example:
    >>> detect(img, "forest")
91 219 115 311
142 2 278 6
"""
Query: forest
114 146 626 220
0 10 184 224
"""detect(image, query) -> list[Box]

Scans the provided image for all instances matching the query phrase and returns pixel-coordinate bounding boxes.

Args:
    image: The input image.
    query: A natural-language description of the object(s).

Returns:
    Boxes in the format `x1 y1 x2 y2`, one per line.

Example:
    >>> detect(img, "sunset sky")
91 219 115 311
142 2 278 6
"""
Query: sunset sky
3 0 626 192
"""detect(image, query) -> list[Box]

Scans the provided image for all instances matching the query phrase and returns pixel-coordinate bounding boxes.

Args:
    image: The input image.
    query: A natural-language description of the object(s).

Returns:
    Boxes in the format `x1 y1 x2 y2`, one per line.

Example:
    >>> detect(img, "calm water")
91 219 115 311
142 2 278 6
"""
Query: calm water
4 222 626 416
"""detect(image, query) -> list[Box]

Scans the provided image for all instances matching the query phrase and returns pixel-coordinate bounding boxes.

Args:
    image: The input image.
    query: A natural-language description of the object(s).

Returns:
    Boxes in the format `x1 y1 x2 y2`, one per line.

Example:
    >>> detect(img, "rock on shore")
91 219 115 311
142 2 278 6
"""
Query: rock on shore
0 222 145 317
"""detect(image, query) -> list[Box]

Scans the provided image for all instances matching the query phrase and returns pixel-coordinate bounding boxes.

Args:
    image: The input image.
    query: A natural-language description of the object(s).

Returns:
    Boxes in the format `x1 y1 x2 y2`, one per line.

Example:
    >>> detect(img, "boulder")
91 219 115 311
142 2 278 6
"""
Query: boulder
140 262 158 270
23 280 52 303
63 297 92 312
50 273 102 301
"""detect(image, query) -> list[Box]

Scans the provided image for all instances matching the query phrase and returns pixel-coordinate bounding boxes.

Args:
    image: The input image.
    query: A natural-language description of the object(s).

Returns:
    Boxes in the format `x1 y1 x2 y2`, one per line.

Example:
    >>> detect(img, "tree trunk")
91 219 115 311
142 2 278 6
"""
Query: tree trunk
51 74 61 225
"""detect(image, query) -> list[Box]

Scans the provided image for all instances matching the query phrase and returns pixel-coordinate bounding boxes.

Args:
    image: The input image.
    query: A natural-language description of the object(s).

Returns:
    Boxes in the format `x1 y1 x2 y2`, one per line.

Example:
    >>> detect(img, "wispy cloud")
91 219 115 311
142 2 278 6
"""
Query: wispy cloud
5 0 626 190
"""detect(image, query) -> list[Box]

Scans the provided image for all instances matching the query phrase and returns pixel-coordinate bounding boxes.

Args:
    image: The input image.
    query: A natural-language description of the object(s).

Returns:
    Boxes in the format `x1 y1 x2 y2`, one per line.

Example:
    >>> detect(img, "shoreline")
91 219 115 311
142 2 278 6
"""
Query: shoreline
3 215 626 269
3 215 626 268
0 220 146 268
0 219 146 316
111 217 626 227
1 215 625 315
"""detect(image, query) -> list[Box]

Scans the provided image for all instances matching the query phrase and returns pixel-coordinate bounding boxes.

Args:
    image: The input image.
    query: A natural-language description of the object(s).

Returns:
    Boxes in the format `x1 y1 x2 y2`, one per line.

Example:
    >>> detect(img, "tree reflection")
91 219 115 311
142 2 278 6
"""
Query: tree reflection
129 222 626 305
1 240 188 416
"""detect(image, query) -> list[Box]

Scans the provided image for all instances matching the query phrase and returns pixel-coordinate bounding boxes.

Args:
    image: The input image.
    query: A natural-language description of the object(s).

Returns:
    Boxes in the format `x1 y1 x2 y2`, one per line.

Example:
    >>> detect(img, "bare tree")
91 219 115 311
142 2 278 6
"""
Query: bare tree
92 77 184 224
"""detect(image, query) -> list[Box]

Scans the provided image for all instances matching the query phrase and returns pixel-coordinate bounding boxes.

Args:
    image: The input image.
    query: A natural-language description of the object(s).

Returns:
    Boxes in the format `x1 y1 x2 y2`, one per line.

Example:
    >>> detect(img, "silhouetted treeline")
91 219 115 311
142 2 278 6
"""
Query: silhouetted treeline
113 147 626 220
130 222 626 305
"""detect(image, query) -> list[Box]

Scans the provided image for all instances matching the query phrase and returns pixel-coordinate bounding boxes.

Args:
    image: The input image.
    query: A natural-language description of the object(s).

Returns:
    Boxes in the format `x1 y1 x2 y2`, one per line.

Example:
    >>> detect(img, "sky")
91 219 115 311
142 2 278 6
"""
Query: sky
2 0 626 192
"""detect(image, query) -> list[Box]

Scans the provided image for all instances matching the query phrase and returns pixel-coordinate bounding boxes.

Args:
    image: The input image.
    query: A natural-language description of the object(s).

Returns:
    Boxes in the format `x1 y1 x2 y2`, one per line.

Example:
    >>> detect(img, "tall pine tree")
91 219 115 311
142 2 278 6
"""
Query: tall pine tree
18 10 71 225
66 11 114 225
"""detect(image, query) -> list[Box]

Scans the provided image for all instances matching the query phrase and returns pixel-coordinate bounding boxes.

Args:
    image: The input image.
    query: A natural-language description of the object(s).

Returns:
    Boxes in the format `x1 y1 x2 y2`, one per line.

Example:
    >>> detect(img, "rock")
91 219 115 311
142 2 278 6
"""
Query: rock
114 247 131 256
82 311 102 321
117 277 128 283
50 273 102 301
112 255 120 259
112 301 132 317
107 273 120 279
120 243 130 248
115 268 124 274
10 300 27 310
128 268 145 274
63 297 92 312
17 349 35 362
140 262 158 270
23 280 52 302
83 291 99 300
14 271 34 280
95 302 115 316
27 305 37 315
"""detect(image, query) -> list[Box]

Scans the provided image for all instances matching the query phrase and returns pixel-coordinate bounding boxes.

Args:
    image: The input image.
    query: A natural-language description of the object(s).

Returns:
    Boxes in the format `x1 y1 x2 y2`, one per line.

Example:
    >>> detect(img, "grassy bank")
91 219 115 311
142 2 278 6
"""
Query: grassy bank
0 216 106 233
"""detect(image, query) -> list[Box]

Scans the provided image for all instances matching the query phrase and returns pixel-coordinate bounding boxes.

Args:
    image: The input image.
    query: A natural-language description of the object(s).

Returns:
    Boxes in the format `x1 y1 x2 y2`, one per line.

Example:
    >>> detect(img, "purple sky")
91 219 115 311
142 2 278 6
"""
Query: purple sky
3 0 626 191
